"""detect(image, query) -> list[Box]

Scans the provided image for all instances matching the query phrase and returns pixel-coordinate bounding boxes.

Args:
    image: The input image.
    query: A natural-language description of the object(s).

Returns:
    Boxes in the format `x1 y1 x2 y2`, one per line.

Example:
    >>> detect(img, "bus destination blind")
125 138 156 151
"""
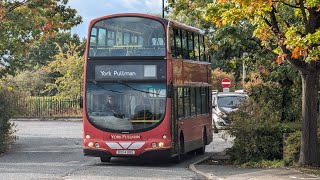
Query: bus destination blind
95 65 157 80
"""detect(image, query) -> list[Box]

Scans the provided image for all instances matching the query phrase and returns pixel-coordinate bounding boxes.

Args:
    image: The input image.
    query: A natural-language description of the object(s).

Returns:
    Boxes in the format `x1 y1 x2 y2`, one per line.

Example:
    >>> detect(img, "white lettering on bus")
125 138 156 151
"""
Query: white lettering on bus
110 135 141 139
100 71 112 76
114 71 137 77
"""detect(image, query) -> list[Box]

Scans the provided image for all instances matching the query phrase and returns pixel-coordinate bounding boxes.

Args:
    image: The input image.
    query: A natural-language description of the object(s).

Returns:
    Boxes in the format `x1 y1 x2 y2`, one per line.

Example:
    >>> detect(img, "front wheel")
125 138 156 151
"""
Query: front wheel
171 134 185 163
100 156 111 162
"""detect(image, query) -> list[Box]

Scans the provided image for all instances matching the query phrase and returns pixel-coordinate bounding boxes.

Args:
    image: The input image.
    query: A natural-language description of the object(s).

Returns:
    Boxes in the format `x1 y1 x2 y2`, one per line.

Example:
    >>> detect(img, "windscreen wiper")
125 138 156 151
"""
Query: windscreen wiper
116 80 159 95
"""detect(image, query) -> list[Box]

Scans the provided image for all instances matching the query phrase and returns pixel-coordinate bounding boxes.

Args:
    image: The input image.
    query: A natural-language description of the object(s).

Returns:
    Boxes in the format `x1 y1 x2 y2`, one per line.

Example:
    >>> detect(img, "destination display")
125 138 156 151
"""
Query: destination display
95 65 158 80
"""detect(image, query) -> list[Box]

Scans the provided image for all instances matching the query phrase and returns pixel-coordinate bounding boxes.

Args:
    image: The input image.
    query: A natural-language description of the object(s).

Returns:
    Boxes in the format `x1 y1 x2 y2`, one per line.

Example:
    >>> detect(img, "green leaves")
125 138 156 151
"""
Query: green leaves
0 0 82 78
43 42 84 98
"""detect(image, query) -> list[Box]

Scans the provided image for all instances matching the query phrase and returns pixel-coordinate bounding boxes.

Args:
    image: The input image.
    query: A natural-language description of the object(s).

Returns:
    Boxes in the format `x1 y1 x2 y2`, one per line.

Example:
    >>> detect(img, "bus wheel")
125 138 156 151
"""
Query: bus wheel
100 156 111 162
171 134 184 163
171 154 181 163
196 131 206 155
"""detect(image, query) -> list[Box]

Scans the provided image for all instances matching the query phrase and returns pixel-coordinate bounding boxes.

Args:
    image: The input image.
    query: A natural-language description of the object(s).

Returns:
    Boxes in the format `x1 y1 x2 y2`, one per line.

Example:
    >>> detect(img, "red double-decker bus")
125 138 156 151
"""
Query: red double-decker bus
82 13 213 162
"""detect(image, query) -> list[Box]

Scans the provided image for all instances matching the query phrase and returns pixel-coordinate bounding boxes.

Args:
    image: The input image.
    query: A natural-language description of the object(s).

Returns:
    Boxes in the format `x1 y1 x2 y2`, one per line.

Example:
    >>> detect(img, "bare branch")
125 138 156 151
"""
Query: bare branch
269 5 281 33
273 0 300 8
0 0 31 22
299 0 308 27
280 45 307 73
262 16 272 27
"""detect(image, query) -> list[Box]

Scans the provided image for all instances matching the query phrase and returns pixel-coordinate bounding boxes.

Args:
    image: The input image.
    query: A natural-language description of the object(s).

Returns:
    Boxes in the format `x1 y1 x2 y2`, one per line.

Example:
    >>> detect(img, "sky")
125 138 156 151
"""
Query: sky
68 0 164 39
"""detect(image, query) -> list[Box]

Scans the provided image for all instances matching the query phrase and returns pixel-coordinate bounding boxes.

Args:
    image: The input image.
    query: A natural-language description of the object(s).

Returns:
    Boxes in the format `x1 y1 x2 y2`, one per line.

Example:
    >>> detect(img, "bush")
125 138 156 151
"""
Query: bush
226 99 296 164
284 127 320 166
0 87 18 154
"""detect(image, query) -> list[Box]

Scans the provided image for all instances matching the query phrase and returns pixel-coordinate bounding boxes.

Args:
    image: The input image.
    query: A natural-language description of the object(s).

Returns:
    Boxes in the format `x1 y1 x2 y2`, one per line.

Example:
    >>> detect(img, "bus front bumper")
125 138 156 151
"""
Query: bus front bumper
84 148 112 158
83 147 172 159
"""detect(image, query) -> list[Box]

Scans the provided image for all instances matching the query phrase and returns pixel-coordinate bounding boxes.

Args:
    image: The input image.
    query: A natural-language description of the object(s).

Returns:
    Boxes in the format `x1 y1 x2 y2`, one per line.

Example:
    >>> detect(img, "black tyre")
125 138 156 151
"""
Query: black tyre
196 131 206 155
100 156 111 162
171 134 185 163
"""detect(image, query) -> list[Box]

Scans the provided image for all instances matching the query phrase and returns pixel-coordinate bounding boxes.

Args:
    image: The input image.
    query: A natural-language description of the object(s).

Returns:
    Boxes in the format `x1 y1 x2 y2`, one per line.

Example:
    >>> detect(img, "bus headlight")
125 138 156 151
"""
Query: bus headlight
162 135 167 139
85 134 91 139
88 142 94 147
158 142 164 147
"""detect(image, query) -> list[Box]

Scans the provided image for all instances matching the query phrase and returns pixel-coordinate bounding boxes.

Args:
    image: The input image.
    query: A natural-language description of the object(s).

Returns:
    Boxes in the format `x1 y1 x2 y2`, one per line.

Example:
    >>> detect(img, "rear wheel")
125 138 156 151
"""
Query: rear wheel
196 131 206 155
100 156 111 162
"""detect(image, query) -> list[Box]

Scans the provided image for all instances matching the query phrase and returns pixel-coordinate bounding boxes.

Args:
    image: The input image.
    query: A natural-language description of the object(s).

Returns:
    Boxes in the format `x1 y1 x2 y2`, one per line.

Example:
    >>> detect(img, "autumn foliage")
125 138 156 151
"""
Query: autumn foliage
169 0 320 166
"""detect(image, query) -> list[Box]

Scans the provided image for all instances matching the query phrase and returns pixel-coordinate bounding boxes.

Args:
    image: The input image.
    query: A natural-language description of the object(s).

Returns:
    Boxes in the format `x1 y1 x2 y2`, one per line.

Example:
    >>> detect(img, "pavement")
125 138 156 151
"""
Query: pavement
192 131 320 180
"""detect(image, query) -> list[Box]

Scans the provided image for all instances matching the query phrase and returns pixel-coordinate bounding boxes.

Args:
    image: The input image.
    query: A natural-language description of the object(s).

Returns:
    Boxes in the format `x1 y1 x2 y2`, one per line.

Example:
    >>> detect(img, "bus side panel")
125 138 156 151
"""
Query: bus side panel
171 59 213 154
183 62 208 83
172 60 209 85
178 115 210 153
172 60 183 85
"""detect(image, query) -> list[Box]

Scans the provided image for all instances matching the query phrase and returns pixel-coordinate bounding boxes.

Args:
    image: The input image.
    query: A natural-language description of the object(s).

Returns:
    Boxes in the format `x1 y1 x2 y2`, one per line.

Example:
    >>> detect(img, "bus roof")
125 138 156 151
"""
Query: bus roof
89 13 204 35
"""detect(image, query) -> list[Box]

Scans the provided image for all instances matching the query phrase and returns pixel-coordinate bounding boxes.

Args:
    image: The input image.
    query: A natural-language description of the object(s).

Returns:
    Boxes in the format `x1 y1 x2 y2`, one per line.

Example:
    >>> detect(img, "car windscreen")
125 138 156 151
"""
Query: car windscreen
217 95 247 109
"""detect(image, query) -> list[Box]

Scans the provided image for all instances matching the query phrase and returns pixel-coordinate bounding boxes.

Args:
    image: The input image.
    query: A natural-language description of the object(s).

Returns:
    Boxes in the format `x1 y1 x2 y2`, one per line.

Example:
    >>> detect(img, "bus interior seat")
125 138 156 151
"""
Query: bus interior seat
134 105 145 118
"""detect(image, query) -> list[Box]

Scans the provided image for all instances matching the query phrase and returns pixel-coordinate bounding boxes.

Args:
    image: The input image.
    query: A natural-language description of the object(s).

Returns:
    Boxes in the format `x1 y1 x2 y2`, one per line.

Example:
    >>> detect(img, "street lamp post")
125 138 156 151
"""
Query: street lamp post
242 53 248 89
162 0 165 18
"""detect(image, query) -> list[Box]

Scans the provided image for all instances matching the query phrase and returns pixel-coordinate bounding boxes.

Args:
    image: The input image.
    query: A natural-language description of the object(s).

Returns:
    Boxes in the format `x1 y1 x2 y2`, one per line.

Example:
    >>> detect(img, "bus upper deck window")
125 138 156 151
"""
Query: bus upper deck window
88 17 166 57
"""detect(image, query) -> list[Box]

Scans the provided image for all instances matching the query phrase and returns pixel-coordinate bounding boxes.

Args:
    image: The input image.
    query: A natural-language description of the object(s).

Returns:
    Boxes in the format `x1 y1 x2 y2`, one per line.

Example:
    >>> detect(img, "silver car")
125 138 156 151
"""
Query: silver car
212 91 248 129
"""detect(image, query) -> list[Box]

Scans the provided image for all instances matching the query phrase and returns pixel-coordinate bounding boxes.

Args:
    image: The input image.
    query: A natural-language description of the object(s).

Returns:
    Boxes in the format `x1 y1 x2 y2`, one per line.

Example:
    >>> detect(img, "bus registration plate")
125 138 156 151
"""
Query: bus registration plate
116 150 135 155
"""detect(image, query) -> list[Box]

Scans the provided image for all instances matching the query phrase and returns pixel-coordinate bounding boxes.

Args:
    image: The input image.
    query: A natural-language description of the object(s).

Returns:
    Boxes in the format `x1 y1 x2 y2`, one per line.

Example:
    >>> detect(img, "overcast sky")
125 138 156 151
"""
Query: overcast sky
68 0 163 39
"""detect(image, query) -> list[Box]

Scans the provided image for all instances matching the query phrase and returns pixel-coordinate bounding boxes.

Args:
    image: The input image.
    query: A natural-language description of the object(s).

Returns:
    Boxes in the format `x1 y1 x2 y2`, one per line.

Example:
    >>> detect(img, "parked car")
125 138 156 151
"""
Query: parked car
212 91 248 129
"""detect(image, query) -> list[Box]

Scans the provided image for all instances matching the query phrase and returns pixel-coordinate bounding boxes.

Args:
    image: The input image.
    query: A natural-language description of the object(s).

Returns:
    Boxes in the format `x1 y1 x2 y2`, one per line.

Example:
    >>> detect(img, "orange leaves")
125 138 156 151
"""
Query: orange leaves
291 47 301 59
276 56 283 64
41 21 53 31
276 53 287 64
211 17 223 27
291 47 307 59
218 0 230 3
0 7 5 21
275 47 308 65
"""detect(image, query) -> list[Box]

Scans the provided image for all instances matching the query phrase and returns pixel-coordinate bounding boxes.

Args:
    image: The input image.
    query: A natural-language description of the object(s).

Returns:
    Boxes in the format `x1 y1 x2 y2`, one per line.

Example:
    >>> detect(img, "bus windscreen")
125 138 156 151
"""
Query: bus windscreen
89 17 166 57
86 83 166 132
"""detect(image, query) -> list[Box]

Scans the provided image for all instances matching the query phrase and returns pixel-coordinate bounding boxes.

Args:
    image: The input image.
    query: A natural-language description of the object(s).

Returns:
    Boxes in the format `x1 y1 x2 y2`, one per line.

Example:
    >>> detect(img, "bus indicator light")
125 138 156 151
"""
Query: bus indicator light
162 135 167 139
151 142 157 148
85 134 91 139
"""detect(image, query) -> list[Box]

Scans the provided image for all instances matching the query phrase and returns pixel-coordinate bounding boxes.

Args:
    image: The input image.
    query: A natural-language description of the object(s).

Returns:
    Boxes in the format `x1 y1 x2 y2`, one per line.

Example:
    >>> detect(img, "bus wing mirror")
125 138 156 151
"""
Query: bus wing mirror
167 83 173 98
79 96 83 109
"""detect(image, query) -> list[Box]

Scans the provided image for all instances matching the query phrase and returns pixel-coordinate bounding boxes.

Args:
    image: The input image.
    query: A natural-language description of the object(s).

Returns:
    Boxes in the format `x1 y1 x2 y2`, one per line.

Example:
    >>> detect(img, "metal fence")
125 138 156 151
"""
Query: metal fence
13 96 82 118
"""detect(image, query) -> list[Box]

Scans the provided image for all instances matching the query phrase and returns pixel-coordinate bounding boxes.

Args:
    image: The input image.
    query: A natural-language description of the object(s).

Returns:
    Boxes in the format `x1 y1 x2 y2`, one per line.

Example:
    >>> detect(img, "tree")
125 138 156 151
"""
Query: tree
43 42 84 98
0 0 82 78
211 68 235 91
169 0 320 166
27 32 85 69
4 70 49 96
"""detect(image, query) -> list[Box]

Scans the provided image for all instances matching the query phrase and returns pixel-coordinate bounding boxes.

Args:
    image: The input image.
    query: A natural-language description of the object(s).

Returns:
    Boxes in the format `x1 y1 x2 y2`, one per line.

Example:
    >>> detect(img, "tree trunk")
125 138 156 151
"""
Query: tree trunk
299 72 320 166
280 77 293 122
